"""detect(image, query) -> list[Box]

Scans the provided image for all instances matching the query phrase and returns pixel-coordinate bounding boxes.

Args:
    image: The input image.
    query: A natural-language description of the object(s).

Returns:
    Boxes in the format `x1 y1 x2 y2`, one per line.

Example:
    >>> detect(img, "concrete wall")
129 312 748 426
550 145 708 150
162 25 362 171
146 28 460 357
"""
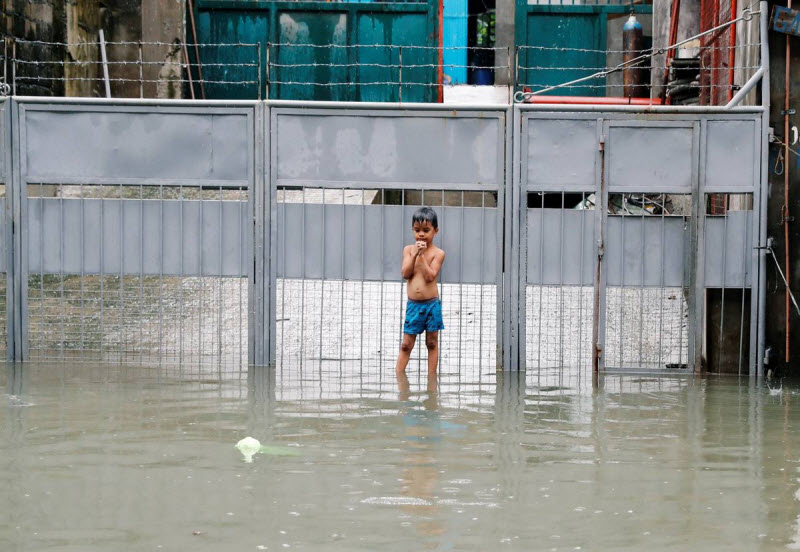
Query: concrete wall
494 0 513 86
4 0 66 96
141 0 185 99
3 0 184 98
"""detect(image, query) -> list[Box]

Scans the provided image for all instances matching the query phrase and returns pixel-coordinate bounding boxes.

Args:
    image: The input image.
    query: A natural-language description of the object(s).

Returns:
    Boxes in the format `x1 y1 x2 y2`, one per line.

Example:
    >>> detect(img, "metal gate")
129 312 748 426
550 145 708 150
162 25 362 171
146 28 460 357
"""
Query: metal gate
513 106 763 377
268 103 507 380
0 97 768 375
9 99 260 365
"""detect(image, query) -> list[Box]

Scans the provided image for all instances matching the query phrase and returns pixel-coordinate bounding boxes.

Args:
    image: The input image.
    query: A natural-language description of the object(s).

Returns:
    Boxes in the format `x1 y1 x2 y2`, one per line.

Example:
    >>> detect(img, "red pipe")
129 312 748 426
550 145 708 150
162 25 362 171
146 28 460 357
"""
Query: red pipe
437 0 444 103
525 95 663 105
726 0 737 101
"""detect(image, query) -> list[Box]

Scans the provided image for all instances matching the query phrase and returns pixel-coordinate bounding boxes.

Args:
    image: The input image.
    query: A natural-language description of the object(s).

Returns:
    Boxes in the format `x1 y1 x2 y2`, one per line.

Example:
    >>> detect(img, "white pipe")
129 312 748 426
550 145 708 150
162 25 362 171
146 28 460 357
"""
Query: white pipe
726 66 764 108
99 29 111 98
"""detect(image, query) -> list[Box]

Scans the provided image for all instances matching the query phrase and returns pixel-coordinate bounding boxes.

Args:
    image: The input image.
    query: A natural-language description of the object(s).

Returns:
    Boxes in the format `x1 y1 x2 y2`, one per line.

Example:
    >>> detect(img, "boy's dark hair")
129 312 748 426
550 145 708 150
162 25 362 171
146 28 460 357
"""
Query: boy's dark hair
411 207 439 229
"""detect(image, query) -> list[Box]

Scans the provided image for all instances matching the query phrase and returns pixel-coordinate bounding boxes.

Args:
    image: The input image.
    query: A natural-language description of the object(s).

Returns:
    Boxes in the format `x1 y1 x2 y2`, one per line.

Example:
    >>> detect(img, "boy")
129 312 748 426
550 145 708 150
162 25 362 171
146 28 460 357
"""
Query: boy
395 207 446 378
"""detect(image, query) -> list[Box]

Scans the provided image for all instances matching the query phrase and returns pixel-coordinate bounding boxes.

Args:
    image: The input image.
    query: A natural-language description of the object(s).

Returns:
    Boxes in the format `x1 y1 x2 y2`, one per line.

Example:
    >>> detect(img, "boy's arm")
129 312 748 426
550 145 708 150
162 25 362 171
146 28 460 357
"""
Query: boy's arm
416 250 445 283
400 246 416 280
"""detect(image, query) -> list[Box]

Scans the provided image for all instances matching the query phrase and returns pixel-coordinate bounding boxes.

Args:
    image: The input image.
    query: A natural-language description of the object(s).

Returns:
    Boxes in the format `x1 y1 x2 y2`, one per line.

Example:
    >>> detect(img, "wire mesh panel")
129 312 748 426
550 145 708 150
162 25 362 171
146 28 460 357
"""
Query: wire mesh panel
270 106 505 381
15 101 257 367
603 194 692 371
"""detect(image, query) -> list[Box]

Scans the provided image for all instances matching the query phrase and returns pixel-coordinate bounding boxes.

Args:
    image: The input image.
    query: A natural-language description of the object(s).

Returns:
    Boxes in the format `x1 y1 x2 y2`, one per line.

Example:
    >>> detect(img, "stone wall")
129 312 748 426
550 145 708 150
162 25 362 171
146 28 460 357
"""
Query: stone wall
3 0 185 98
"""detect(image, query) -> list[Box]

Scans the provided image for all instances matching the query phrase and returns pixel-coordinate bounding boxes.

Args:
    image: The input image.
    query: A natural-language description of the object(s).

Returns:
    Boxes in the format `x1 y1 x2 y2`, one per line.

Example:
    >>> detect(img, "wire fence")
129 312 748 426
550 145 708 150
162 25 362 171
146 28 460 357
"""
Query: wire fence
0 7 762 104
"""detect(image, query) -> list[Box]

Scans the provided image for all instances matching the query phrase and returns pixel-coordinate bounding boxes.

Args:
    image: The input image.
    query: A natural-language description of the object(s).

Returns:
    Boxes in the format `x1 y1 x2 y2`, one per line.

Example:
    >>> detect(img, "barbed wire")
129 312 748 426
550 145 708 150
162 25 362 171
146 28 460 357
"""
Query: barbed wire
518 42 761 54
15 39 259 47
14 75 257 85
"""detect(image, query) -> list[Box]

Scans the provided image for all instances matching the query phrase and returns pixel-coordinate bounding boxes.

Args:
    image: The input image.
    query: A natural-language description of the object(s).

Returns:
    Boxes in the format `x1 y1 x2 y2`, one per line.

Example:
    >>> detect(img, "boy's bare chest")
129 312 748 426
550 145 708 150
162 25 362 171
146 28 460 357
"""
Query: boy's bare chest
416 250 437 264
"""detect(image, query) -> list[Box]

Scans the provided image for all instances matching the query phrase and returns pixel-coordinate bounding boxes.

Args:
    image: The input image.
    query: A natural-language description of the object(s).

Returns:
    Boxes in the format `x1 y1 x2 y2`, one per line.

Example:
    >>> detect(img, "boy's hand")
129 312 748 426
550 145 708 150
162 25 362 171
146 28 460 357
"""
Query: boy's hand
414 241 427 256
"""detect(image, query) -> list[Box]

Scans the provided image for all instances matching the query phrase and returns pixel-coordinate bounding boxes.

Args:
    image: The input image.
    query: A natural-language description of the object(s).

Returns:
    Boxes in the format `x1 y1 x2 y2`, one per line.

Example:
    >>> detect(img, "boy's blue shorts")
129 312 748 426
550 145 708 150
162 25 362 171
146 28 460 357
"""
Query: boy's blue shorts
403 297 444 335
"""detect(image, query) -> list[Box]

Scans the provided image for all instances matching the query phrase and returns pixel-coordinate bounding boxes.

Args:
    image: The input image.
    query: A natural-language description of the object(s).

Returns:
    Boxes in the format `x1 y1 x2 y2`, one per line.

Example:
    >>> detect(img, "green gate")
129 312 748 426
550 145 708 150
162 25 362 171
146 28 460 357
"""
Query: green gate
515 2 653 97
193 0 439 102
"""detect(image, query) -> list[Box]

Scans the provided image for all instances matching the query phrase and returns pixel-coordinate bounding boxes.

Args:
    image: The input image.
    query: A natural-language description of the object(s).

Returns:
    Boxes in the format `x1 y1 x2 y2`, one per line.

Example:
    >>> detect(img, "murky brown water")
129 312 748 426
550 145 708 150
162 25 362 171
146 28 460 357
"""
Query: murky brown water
2 363 800 551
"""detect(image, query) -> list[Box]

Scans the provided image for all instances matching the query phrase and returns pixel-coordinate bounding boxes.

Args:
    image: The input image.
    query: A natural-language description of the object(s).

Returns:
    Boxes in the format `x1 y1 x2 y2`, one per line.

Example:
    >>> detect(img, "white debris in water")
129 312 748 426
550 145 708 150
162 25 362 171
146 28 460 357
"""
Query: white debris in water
235 437 262 463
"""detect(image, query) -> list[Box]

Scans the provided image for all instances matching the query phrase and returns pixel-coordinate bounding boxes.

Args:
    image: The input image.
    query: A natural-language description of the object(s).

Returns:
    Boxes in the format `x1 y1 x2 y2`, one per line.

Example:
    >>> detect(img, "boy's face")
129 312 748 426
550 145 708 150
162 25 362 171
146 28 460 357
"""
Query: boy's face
413 221 438 244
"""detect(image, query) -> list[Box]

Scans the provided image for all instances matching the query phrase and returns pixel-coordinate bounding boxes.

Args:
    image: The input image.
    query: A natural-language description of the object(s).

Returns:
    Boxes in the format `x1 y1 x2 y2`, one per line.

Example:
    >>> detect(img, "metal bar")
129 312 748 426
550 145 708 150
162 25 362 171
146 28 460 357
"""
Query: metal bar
458 190 464 376
578 191 586 370
139 184 144 362
593 120 607 373
179 182 184 365
658 194 667 368
639 209 645 367
359 189 365 370
119 183 124 361
559 191 565 369
379 187 384 377
619 198 626 369
158 183 164 362
99 184 105 360
725 67 764 108
39 183 44 355
99 30 111 99
300 186 306 366
340 186 345 368
319 188 325 369
691 121 705 371
218 185 224 362
80 183 85 354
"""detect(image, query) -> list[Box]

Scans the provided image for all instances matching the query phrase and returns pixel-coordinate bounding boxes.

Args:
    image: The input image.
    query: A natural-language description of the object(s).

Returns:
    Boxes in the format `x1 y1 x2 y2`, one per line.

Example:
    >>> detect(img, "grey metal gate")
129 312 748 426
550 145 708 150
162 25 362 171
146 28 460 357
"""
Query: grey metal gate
267 103 507 378
10 99 260 365
513 106 764 376
0 97 768 375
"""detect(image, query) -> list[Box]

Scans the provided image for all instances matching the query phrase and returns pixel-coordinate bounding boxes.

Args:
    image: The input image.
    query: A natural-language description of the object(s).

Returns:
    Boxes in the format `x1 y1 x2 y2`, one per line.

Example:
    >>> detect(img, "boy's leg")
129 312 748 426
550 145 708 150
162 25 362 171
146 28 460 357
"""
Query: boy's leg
395 333 417 374
425 331 439 376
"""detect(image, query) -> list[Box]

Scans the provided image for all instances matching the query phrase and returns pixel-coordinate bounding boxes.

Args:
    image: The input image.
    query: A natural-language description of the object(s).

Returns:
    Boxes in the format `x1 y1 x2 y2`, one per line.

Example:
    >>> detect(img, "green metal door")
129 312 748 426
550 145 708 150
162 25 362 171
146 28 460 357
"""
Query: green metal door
194 0 439 102
515 3 652 98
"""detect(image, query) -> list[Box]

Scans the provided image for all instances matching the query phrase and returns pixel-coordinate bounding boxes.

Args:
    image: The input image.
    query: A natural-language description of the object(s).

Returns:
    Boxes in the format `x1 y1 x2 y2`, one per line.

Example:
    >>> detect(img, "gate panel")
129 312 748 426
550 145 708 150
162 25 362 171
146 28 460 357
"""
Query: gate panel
271 106 505 379
516 107 763 375
517 111 601 376
15 101 258 366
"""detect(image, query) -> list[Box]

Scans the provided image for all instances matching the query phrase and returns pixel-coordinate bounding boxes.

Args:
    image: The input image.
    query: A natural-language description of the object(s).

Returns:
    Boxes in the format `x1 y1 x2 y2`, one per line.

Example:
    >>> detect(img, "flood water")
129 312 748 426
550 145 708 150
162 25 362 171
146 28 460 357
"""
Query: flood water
2 363 800 551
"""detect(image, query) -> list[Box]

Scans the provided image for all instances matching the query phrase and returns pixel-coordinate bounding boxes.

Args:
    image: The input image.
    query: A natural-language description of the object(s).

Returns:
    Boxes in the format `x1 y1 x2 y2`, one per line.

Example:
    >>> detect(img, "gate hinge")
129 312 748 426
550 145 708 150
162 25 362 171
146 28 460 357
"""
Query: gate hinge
597 244 604 259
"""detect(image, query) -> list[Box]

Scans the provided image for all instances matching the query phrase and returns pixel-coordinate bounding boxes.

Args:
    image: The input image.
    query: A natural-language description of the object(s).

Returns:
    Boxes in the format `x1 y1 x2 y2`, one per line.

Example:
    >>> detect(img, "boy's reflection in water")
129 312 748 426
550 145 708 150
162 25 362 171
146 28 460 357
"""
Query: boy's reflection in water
397 371 445 539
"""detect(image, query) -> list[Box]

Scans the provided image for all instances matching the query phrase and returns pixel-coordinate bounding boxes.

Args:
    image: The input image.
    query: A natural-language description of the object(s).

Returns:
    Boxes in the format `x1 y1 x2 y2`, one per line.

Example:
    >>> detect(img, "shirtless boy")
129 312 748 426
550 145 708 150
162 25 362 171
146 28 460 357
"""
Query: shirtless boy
395 207 446 378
